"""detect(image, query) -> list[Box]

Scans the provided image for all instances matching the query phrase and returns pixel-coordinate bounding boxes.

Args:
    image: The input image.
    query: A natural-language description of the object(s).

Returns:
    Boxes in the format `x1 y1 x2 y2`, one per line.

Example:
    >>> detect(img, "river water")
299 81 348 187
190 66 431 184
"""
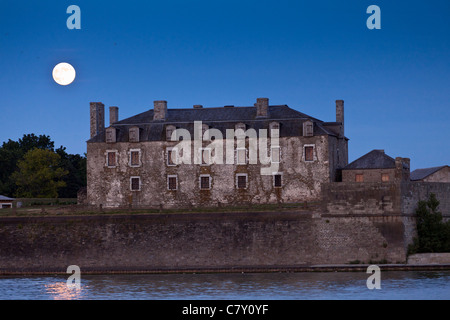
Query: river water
0 270 449 300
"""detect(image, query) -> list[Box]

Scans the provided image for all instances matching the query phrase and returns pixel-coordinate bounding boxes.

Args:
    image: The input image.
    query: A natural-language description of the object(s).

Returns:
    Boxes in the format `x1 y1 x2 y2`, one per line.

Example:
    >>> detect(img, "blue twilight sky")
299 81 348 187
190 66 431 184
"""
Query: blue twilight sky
0 0 449 170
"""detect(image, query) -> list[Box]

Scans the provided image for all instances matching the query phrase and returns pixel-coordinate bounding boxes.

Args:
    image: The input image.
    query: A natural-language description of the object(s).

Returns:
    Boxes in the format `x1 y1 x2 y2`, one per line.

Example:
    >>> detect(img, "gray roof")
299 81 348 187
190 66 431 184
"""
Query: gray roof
0 195 14 201
410 166 448 181
88 105 346 143
343 149 396 170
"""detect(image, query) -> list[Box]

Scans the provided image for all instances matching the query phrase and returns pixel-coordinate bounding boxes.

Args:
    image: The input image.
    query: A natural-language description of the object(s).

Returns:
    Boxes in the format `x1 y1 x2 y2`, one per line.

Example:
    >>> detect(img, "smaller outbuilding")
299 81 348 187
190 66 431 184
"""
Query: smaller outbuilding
410 165 450 183
341 149 410 183
0 195 15 209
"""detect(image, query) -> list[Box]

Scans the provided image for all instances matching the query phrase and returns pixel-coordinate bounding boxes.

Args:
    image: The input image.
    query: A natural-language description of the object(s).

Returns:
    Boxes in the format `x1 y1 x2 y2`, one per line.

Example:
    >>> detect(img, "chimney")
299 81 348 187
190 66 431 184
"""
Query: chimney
335 100 344 137
255 97 269 118
402 157 410 181
90 102 105 138
153 100 167 121
193 104 203 109
395 157 410 182
109 106 119 126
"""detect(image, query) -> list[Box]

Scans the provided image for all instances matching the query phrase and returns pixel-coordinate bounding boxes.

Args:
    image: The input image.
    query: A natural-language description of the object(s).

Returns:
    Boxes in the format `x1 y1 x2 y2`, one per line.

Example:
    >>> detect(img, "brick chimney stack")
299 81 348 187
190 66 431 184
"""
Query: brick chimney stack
109 106 119 126
255 97 269 118
336 100 344 137
153 100 167 121
90 102 105 138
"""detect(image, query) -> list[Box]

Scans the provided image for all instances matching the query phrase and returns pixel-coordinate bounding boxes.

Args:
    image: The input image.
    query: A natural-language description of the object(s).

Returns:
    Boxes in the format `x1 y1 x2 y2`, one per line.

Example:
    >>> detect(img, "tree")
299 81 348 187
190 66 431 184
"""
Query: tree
0 133 86 198
11 148 68 198
0 134 54 196
56 146 87 198
408 193 450 254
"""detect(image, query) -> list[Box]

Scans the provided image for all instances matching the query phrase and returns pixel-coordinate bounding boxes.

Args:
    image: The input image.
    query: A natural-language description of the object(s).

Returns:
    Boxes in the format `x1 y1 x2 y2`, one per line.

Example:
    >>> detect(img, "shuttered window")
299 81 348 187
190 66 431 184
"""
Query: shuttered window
236 174 247 189
236 148 246 165
167 149 177 166
107 152 116 167
305 146 314 161
200 175 211 190
130 177 140 191
130 151 140 166
168 175 177 190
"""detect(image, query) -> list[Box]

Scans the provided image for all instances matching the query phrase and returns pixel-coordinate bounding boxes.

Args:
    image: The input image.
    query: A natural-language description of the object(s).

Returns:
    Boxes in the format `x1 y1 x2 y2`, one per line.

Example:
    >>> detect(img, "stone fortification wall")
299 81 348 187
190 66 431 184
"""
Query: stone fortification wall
321 182 402 215
401 182 450 217
0 211 407 273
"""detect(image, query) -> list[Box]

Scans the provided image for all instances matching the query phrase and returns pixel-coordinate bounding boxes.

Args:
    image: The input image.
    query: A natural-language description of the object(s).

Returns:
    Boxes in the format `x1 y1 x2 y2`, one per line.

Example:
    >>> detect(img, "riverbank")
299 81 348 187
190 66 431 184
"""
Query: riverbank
1 263 450 276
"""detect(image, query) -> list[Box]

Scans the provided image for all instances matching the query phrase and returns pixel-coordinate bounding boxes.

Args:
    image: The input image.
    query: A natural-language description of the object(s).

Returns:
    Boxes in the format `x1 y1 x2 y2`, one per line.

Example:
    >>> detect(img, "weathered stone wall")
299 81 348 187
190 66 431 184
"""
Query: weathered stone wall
87 135 334 208
401 182 450 216
407 253 450 264
0 211 408 272
327 135 348 182
321 182 402 215
320 181 450 248
322 181 450 217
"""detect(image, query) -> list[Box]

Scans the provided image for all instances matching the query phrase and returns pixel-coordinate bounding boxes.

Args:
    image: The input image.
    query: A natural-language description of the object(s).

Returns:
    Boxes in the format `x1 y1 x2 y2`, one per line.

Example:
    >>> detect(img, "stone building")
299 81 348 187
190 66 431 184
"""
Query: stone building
341 149 410 183
410 165 450 183
86 98 348 208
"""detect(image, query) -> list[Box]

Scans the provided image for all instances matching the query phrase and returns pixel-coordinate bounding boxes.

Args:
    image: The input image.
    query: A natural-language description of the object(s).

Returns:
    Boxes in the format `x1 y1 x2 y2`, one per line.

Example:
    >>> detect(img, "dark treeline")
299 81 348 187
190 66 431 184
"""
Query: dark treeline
0 133 86 198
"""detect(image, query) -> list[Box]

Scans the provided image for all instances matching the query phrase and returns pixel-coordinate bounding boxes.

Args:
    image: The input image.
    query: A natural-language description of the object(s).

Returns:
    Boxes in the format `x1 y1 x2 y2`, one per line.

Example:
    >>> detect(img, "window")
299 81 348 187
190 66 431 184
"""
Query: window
355 174 364 182
236 174 248 189
236 148 246 165
269 122 280 137
303 120 314 137
166 125 176 141
199 148 211 166
105 127 116 143
271 146 280 163
129 127 140 142
304 146 314 161
167 148 177 166
167 175 178 190
273 174 282 188
130 176 141 191
106 151 117 167
202 124 209 139
235 123 246 132
199 175 211 190
381 173 390 182
129 149 141 167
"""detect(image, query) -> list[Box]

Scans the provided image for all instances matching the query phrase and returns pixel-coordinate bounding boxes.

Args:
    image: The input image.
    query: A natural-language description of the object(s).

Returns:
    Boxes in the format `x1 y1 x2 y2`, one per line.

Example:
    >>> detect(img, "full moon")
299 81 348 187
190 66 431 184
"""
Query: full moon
52 62 76 85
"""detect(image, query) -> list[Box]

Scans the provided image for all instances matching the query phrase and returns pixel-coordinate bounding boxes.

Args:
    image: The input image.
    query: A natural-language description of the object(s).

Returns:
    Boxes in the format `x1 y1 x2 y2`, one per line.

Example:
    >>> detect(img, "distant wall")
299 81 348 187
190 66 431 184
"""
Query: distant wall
401 182 450 216
407 253 450 265
321 182 402 215
0 211 408 273
322 181 450 217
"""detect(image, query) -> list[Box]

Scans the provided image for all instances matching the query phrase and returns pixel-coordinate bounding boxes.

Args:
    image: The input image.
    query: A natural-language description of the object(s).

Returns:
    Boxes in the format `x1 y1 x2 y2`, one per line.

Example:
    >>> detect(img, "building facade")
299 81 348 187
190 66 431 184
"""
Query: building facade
410 166 450 183
86 98 348 208
341 149 410 183
0 195 14 209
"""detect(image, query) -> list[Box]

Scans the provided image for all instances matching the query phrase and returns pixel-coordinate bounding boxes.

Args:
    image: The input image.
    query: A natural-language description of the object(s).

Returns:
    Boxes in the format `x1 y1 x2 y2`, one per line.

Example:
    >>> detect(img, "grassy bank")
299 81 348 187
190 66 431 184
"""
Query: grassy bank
0 200 319 217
